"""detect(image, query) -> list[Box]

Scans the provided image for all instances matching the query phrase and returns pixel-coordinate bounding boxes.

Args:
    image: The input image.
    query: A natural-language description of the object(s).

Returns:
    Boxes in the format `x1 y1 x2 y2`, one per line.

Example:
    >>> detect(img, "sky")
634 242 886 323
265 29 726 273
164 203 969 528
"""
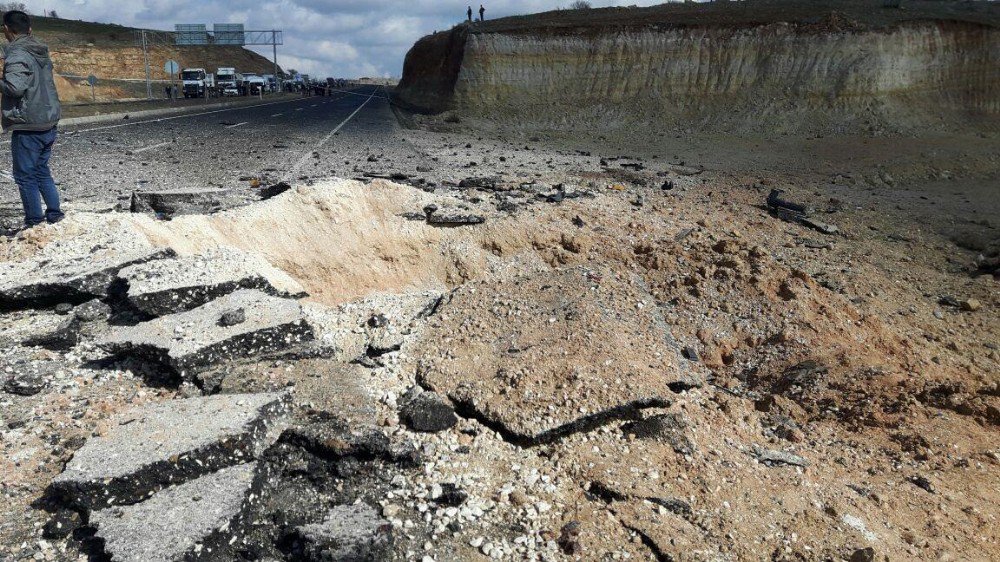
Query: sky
31 0 665 79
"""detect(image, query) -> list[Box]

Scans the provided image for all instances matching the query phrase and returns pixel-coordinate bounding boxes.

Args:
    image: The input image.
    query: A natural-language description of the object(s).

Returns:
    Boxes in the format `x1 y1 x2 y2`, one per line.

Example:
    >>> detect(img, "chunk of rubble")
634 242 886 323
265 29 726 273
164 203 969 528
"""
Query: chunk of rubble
3 369 48 396
0 248 175 311
422 203 485 226
414 266 701 445
399 390 457 433
117 248 305 317
50 392 288 510
98 289 315 375
754 445 810 467
285 504 393 562
89 463 265 562
130 187 255 217
22 299 112 350
458 176 502 190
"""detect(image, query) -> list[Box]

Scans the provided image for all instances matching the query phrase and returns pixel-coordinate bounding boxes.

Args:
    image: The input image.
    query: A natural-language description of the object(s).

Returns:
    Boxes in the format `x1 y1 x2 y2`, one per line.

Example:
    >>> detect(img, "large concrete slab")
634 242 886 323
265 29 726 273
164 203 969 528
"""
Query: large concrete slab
0 248 175 311
98 289 315 375
414 266 700 444
117 248 306 317
90 463 264 562
50 392 288 510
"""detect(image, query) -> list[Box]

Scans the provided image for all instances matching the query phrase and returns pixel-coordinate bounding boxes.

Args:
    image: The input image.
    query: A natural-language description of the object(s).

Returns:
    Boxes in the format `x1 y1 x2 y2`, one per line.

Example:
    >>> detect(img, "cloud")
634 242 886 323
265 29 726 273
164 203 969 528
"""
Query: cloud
36 0 665 78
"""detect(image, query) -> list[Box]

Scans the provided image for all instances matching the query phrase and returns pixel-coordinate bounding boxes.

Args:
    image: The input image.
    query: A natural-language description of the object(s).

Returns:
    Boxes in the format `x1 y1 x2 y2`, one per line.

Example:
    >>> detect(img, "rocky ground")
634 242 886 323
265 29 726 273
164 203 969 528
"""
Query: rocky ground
1 98 998 562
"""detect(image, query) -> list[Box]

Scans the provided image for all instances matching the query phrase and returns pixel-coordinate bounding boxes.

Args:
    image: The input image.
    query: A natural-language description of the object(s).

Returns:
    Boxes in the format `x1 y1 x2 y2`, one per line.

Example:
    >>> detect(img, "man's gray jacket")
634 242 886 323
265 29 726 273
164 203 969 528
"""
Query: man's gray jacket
1 35 61 132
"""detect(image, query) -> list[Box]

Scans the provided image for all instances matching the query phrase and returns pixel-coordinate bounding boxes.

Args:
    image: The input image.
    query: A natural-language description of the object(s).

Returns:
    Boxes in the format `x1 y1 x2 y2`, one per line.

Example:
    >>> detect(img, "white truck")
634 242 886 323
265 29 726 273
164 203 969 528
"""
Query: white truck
241 72 267 95
216 67 240 97
180 68 214 98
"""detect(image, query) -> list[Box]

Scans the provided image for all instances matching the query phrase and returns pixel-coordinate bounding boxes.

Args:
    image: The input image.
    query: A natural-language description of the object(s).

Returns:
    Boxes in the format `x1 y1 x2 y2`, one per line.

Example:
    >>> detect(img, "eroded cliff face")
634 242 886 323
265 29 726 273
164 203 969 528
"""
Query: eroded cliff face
397 21 999 135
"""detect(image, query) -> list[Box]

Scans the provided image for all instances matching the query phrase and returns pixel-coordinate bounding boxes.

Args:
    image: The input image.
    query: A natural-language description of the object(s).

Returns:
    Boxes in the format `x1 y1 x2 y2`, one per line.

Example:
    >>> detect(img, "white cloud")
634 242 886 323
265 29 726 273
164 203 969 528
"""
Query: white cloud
34 0 667 78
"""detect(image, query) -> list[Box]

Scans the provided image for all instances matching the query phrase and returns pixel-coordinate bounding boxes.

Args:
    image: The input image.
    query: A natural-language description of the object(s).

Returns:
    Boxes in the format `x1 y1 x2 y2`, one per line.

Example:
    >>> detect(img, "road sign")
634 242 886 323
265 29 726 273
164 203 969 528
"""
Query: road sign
164 60 179 74
86 75 97 86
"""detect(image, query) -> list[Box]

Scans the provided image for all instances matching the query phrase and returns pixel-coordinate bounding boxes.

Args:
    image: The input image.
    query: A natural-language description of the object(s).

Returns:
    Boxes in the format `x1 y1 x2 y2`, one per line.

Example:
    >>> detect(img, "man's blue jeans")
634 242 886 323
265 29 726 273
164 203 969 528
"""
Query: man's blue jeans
12 127 63 226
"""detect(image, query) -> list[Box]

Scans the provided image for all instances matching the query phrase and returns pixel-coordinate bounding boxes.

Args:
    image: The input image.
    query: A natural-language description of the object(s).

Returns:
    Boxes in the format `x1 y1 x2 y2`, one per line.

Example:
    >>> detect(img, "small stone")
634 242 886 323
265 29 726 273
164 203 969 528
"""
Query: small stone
850 547 876 562
509 490 529 506
433 483 468 507
218 308 247 327
74 299 111 323
54 303 74 315
960 299 981 312
399 392 457 433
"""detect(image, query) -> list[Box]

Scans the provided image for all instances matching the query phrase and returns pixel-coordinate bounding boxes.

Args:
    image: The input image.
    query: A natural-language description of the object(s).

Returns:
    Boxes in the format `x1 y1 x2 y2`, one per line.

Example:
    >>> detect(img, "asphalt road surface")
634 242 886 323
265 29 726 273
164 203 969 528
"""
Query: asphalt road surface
1 86 417 211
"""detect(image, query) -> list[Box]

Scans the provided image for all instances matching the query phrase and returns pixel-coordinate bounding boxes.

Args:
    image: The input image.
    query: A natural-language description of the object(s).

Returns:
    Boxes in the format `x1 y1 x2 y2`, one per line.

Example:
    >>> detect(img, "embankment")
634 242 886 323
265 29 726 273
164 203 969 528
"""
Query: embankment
396 4 1000 135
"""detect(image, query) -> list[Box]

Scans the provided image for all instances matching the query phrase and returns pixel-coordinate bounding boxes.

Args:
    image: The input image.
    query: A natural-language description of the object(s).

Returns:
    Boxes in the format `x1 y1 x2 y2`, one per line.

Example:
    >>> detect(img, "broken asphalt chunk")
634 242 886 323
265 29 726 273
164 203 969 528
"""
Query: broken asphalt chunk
117 248 303 317
399 391 457 433
89 462 265 562
50 392 289 510
0 248 175 311
130 187 255 217
98 289 315 376
422 203 485 226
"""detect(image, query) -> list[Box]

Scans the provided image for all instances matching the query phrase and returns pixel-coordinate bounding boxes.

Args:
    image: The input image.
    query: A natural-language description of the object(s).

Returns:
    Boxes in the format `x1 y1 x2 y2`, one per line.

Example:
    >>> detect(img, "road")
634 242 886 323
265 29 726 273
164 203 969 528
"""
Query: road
1 86 415 211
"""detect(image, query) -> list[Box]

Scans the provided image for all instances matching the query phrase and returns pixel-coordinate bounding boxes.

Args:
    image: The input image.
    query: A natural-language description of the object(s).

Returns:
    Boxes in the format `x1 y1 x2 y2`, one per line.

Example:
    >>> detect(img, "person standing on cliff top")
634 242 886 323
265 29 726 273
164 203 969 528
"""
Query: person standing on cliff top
479 5 486 21
467 6 473 22
1 10 63 231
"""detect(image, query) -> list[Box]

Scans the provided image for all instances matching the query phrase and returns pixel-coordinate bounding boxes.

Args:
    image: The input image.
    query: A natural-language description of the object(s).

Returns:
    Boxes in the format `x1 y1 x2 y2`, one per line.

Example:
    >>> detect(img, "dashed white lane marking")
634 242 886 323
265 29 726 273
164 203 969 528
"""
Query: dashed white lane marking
1 97 315 146
131 141 173 154
294 108 303 111
311 104 317 107
271 113 283 117
226 121 248 129
285 91 375 181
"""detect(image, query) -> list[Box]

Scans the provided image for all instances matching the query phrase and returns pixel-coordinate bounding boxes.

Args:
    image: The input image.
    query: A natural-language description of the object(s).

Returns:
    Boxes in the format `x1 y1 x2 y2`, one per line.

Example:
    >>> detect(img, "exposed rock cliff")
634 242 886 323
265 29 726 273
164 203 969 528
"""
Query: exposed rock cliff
397 3 1000 135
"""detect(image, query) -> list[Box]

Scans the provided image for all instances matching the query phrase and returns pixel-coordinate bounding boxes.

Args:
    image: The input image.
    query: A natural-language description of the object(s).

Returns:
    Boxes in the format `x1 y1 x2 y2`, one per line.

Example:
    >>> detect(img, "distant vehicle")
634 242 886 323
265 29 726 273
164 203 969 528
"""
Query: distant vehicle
242 72 267 95
262 74 277 93
216 67 240 96
180 68 214 98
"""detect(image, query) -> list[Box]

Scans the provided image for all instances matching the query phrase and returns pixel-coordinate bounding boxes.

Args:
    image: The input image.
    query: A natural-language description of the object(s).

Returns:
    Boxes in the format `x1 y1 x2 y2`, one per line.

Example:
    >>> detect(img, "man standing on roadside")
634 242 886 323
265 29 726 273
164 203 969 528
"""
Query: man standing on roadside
1 10 63 229
479 4 486 21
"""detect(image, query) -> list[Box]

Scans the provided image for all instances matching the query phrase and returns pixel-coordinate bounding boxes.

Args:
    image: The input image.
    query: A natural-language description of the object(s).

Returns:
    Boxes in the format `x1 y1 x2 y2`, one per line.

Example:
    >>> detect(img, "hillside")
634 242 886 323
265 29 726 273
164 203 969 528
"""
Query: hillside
396 0 1000 136
29 16 280 103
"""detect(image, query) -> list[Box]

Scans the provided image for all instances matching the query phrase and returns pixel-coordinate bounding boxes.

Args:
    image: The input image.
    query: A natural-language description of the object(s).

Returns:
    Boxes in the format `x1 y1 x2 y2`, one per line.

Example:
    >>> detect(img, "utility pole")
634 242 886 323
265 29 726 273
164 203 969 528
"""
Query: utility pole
141 30 152 99
272 30 280 91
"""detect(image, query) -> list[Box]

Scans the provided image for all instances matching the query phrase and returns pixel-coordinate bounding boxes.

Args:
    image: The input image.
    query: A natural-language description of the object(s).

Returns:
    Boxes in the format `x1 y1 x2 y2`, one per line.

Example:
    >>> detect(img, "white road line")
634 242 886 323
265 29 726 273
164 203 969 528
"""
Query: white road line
226 121 248 129
131 141 172 154
0 97 313 145
311 104 317 107
271 113 283 117
294 108 303 111
285 91 375 181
